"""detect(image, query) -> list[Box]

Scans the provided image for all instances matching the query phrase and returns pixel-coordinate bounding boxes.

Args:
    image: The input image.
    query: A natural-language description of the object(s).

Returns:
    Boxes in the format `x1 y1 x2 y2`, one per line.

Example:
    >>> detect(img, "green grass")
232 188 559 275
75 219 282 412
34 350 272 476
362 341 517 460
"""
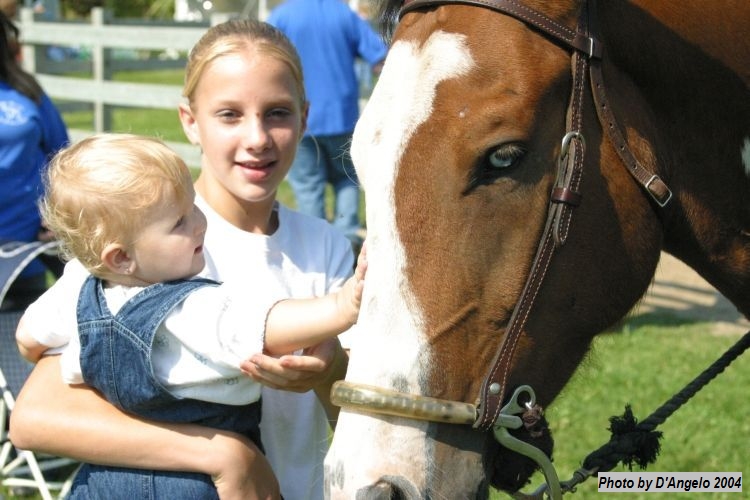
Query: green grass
491 316 749 499
112 68 186 85
56 68 186 141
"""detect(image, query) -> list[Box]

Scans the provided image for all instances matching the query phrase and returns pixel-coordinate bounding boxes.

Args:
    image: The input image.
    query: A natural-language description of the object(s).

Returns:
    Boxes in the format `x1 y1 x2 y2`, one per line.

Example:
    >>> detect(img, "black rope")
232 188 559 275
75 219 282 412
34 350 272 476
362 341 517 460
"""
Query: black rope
580 330 750 474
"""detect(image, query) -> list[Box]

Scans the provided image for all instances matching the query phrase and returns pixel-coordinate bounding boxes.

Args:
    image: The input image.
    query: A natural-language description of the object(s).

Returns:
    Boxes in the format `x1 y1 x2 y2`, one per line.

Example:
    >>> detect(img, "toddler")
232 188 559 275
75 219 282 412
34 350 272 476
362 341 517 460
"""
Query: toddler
16 133 366 497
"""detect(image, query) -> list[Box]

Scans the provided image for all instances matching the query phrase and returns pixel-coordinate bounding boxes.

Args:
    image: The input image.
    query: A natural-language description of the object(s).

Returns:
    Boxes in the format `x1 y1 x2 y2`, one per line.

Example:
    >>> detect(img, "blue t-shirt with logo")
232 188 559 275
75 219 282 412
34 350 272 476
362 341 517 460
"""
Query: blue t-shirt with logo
0 83 69 276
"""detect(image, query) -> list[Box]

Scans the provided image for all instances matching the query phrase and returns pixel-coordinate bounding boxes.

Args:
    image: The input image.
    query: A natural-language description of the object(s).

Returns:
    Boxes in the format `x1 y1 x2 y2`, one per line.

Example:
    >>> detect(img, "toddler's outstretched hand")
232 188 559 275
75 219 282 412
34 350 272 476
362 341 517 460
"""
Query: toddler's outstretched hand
338 241 367 325
261 241 368 356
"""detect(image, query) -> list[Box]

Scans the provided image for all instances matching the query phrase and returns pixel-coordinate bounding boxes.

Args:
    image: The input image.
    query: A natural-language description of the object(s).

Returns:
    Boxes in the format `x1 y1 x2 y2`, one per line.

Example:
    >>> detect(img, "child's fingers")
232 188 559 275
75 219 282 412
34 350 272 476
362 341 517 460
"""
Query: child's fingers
355 260 367 281
355 242 368 281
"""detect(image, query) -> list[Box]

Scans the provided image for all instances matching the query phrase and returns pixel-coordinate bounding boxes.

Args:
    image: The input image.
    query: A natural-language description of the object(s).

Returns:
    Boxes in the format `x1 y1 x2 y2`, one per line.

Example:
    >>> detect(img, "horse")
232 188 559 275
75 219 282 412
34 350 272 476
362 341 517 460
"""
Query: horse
324 0 750 498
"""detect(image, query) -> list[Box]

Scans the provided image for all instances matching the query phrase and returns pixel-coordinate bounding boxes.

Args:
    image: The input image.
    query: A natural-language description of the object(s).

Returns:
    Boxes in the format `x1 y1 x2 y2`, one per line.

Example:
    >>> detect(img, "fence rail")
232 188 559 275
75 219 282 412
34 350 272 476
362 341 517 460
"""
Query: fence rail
16 7 238 166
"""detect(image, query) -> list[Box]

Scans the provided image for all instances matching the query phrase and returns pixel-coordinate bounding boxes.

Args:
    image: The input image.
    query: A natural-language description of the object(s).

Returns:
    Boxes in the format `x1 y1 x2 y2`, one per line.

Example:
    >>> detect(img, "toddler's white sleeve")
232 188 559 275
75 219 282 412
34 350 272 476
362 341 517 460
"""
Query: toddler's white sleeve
23 259 88 350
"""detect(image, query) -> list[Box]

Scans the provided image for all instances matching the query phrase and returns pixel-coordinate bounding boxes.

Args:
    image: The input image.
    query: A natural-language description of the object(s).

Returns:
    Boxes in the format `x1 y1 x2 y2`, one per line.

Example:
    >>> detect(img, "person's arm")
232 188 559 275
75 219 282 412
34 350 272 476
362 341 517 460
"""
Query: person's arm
353 11 388 71
241 242 365 427
38 92 69 155
10 356 280 500
15 259 87 361
310 338 349 426
263 241 366 355
263 262 364 355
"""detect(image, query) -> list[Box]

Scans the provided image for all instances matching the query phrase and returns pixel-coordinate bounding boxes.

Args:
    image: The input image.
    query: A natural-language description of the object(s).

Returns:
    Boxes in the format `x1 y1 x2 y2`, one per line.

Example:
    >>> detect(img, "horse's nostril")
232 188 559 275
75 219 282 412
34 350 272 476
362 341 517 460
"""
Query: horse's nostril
355 481 400 500
355 476 421 500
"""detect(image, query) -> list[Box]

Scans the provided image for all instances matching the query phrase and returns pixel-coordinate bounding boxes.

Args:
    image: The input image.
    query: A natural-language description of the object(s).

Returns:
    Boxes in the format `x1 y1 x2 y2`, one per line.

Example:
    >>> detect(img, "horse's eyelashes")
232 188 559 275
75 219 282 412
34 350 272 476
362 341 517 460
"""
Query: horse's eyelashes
464 143 527 193
486 143 526 171
488 150 514 169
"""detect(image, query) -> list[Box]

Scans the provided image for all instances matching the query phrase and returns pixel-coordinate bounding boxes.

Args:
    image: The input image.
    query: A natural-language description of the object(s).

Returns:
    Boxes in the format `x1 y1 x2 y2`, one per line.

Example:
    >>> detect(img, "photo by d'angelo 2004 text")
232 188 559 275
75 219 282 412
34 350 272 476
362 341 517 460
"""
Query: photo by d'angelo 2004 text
598 472 742 493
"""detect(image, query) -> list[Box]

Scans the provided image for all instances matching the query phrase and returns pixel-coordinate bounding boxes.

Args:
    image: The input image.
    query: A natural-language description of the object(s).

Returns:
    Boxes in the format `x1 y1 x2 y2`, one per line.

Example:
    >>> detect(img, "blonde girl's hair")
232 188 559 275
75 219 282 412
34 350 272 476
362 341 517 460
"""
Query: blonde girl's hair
183 18 306 108
40 133 194 278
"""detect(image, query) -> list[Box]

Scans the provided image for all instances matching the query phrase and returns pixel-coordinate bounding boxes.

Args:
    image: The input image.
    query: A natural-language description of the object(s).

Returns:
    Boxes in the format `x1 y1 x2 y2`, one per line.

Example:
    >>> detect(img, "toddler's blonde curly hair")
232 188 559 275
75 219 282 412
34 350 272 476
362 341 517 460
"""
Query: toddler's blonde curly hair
40 133 193 278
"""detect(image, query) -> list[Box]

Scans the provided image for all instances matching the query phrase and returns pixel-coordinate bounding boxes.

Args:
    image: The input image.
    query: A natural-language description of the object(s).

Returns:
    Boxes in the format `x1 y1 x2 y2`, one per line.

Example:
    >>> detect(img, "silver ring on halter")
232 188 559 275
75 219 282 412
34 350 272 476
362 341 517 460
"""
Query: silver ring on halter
494 386 563 500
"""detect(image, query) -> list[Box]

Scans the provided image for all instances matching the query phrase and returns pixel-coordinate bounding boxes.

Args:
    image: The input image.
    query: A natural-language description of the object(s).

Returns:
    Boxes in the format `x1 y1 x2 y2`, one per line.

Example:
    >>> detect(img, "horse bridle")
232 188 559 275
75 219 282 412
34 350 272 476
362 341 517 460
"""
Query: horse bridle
332 0 673 497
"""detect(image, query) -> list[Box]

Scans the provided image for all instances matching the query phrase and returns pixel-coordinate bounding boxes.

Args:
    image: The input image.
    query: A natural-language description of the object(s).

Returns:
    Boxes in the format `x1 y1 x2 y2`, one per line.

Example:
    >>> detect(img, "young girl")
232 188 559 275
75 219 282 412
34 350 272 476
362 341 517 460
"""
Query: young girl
16 133 365 499
11 19 357 500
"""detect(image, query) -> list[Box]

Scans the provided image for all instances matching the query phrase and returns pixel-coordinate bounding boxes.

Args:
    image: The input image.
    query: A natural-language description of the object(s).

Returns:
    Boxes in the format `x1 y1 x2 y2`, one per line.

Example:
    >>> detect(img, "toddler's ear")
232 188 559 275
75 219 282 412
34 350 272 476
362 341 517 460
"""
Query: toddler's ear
178 103 201 146
101 243 134 276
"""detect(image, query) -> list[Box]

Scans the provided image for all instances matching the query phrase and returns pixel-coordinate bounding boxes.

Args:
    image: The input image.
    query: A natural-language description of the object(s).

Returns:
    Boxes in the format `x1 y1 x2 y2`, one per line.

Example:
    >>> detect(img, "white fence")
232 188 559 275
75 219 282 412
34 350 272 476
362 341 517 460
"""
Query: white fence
16 7 239 167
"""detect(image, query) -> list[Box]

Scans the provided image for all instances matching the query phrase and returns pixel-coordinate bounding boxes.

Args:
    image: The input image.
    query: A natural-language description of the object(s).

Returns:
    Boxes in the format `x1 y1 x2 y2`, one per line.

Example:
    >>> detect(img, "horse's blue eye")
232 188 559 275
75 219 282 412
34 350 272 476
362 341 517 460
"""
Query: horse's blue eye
489 151 514 168
467 143 528 191
488 144 525 169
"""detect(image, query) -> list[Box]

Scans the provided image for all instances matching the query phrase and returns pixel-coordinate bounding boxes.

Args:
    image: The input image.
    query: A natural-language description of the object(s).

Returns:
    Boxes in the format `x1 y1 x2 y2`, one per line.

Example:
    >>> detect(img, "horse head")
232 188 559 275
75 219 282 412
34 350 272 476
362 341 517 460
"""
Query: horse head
326 0 750 498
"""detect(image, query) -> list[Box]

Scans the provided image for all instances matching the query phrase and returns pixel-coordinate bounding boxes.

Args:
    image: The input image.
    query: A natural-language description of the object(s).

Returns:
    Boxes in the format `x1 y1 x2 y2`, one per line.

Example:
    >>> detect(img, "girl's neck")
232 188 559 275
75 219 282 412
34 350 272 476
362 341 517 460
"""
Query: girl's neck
195 176 279 235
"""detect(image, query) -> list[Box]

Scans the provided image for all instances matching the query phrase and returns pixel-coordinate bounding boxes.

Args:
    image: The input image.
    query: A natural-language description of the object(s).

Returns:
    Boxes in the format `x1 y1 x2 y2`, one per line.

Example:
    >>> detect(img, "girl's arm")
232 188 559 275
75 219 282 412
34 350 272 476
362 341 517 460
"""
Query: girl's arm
10 355 279 500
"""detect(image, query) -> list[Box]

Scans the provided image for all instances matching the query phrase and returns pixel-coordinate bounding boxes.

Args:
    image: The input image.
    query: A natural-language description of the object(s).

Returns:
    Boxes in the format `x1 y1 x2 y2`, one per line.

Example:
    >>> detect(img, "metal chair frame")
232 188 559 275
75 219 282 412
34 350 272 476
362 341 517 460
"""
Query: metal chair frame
1 241 80 500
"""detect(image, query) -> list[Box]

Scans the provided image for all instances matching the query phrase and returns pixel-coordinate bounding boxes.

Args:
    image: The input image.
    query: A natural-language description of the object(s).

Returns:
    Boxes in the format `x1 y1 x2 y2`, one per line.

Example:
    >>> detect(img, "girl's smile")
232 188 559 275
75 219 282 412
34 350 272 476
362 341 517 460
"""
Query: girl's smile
236 158 277 181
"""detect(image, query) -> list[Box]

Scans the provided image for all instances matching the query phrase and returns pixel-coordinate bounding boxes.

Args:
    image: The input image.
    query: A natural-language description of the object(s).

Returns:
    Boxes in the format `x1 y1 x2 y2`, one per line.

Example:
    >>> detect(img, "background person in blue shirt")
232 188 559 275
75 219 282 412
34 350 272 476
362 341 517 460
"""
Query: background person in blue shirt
268 0 387 251
0 11 68 309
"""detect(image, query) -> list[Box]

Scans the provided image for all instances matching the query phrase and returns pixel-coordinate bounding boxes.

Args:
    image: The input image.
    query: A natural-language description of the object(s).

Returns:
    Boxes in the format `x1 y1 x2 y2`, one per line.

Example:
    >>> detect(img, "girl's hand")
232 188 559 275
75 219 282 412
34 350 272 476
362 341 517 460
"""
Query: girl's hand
241 338 349 426
210 433 280 500
241 337 340 393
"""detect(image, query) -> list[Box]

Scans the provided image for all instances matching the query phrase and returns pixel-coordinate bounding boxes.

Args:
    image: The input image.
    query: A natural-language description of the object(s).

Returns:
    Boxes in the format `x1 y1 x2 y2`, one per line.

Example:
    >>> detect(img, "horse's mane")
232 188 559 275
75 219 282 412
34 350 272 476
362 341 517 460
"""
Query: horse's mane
373 0 403 40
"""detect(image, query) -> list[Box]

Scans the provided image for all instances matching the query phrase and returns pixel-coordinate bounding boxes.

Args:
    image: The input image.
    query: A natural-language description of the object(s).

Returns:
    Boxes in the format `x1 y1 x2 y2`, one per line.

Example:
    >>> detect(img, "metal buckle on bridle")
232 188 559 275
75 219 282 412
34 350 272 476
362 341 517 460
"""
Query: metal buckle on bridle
558 131 585 166
645 174 673 208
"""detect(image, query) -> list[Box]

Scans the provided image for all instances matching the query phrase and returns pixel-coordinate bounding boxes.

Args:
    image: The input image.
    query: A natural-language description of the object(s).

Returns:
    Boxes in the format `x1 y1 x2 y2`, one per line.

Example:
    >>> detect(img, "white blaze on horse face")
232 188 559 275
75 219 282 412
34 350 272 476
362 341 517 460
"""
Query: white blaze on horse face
326 32 474 496
742 137 750 178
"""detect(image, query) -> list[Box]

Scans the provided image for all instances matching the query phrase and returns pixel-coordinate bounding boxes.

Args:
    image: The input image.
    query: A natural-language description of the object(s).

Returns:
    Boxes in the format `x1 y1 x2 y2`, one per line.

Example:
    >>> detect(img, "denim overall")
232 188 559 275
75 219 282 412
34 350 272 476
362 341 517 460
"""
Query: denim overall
68 276 262 500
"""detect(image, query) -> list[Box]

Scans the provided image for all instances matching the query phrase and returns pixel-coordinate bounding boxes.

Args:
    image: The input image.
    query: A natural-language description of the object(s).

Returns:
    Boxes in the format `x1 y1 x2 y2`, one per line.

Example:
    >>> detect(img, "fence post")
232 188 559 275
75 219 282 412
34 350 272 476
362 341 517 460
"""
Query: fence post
90 7 115 133
19 8 37 74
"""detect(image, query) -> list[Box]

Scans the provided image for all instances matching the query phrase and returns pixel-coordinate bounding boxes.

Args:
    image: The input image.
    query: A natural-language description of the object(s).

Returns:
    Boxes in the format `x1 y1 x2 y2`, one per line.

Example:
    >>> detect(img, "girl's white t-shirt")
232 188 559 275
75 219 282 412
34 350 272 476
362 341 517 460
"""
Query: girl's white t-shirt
198 198 355 500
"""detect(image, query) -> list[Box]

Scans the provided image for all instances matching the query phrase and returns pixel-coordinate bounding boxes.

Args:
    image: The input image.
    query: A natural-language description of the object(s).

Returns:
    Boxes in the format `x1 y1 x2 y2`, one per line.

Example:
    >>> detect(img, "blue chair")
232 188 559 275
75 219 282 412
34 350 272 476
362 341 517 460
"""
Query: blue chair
0 240 80 499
